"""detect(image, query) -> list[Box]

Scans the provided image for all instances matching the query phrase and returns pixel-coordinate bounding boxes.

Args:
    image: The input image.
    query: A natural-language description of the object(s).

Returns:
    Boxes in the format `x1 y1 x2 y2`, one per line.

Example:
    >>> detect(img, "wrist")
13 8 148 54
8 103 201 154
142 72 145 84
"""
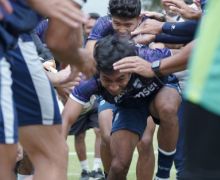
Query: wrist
151 60 162 77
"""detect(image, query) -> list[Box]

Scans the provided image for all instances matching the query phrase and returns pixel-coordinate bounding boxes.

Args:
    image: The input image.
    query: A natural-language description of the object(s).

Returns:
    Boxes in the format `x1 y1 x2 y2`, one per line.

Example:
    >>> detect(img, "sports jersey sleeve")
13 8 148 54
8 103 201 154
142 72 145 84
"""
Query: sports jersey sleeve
155 33 193 44
162 20 198 37
87 16 114 41
137 46 171 62
70 77 99 105
35 20 49 42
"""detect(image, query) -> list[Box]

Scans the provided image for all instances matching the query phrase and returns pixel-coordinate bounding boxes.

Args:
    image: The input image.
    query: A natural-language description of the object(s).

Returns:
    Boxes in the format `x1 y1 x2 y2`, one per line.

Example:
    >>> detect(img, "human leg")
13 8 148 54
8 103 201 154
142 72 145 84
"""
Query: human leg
108 106 149 180
150 86 181 179
19 125 68 180
136 116 156 180
98 100 115 177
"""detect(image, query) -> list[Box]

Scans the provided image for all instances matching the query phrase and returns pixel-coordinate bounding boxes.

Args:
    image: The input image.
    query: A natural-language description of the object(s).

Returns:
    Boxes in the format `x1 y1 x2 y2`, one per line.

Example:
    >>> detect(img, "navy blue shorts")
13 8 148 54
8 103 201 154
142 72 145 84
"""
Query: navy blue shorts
98 98 116 113
0 38 61 144
111 105 150 138
0 57 18 144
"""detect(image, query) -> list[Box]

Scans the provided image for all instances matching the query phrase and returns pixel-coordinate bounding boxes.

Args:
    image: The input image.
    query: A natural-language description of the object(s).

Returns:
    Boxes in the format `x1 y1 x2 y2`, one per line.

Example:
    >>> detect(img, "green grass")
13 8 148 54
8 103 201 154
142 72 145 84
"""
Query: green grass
67 128 176 180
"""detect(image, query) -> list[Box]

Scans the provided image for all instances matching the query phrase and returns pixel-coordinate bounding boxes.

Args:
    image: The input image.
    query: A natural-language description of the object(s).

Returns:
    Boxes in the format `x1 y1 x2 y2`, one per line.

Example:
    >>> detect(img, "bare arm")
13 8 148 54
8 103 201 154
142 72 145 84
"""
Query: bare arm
45 19 96 78
159 41 194 75
0 0 12 19
61 98 83 139
85 40 98 57
113 41 194 77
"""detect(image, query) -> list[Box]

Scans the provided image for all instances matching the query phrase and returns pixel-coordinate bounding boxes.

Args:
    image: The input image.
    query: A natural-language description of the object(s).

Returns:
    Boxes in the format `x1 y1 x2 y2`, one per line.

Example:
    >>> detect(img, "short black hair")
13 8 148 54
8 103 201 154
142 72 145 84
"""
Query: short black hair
89 12 100 20
109 0 141 18
94 35 136 73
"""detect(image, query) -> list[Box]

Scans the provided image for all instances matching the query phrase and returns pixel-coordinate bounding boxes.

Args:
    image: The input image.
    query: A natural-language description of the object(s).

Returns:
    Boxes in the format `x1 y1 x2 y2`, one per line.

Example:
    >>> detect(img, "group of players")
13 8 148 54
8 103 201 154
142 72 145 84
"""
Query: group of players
1 0 220 180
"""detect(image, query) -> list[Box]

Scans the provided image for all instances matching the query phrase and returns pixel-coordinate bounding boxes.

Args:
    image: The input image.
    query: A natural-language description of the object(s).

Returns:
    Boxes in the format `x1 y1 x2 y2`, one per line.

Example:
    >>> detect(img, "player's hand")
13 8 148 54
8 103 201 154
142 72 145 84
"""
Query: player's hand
131 19 164 36
0 0 13 19
162 0 202 20
113 56 155 78
27 0 88 28
141 11 165 22
56 66 82 88
132 33 155 45
75 48 97 79
43 59 56 72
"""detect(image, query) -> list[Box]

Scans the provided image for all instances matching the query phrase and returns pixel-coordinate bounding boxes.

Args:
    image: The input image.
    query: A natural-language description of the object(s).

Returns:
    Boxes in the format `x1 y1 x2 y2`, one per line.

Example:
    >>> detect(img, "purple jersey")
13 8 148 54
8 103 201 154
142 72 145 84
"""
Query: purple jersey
87 16 114 41
35 19 49 43
88 15 172 61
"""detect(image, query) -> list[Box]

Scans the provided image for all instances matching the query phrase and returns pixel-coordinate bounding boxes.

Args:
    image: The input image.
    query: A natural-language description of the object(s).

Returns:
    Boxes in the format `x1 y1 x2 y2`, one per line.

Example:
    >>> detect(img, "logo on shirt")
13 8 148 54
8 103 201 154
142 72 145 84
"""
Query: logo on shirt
133 78 143 89
134 82 159 98
171 24 176 31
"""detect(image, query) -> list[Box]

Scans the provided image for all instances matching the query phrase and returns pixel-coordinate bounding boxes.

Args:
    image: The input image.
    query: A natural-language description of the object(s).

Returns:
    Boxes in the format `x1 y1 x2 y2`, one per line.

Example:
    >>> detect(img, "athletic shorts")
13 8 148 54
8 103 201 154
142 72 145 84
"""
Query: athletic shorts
0 57 18 144
69 108 98 136
111 105 150 139
98 98 116 114
0 37 61 144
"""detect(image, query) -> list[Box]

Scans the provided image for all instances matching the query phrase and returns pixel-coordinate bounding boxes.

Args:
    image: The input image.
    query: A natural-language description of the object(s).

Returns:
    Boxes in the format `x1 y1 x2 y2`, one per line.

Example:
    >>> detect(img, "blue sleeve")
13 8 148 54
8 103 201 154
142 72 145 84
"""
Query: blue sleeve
137 46 171 62
87 16 114 41
35 20 49 43
162 20 198 37
201 0 207 11
71 77 99 104
155 33 193 44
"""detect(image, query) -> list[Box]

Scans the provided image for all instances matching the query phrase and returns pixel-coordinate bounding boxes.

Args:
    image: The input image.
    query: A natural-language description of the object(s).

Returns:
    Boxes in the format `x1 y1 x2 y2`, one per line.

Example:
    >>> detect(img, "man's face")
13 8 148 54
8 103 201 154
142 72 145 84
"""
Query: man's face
84 18 97 36
112 16 141 36
100 71 131 96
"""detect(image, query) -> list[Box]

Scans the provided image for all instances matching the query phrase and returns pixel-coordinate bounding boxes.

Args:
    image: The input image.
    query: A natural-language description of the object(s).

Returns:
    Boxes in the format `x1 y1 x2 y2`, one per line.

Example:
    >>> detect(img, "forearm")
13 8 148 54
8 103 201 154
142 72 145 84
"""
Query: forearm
159 41 194 75
45 19 83 66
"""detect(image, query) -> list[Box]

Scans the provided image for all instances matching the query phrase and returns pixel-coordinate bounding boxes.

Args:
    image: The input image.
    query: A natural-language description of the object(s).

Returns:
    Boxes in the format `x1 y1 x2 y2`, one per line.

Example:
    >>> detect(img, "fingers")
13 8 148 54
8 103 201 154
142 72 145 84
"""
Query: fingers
162 0 181 8
169 5 182 14
113 57 137 69
53 2 88 28
131 25 145 36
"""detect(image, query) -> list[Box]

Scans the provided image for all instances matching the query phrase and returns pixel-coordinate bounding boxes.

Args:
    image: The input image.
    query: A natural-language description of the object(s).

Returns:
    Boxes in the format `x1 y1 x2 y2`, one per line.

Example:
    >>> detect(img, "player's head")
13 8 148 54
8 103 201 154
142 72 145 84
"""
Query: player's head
94 35 136 95
83 12 100 36
108 0 142 35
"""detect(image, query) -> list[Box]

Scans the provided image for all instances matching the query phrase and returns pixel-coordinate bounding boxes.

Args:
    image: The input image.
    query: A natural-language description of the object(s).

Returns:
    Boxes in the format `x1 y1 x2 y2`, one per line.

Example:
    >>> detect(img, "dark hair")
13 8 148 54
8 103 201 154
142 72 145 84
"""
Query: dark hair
94 35 136 73
89 12 100 20
108 0 141 18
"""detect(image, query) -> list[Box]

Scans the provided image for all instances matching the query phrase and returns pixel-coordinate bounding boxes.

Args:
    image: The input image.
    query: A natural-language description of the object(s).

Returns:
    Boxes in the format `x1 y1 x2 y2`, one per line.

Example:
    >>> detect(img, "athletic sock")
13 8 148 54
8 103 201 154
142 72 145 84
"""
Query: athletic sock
93 158 102 171
155 148 176 179
17 174 32 180
80 159 90 172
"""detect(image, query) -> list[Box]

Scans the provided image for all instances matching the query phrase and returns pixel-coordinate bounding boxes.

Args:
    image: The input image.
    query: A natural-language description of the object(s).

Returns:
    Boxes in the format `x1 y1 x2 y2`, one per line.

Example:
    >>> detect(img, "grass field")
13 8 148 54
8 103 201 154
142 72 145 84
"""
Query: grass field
67 128 176 180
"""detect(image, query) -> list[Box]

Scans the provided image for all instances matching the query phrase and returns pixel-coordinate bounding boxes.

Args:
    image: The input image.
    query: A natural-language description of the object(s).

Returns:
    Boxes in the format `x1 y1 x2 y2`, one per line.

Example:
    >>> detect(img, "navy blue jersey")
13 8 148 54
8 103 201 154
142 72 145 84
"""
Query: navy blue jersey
71 73 178 108
0 0 41 55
